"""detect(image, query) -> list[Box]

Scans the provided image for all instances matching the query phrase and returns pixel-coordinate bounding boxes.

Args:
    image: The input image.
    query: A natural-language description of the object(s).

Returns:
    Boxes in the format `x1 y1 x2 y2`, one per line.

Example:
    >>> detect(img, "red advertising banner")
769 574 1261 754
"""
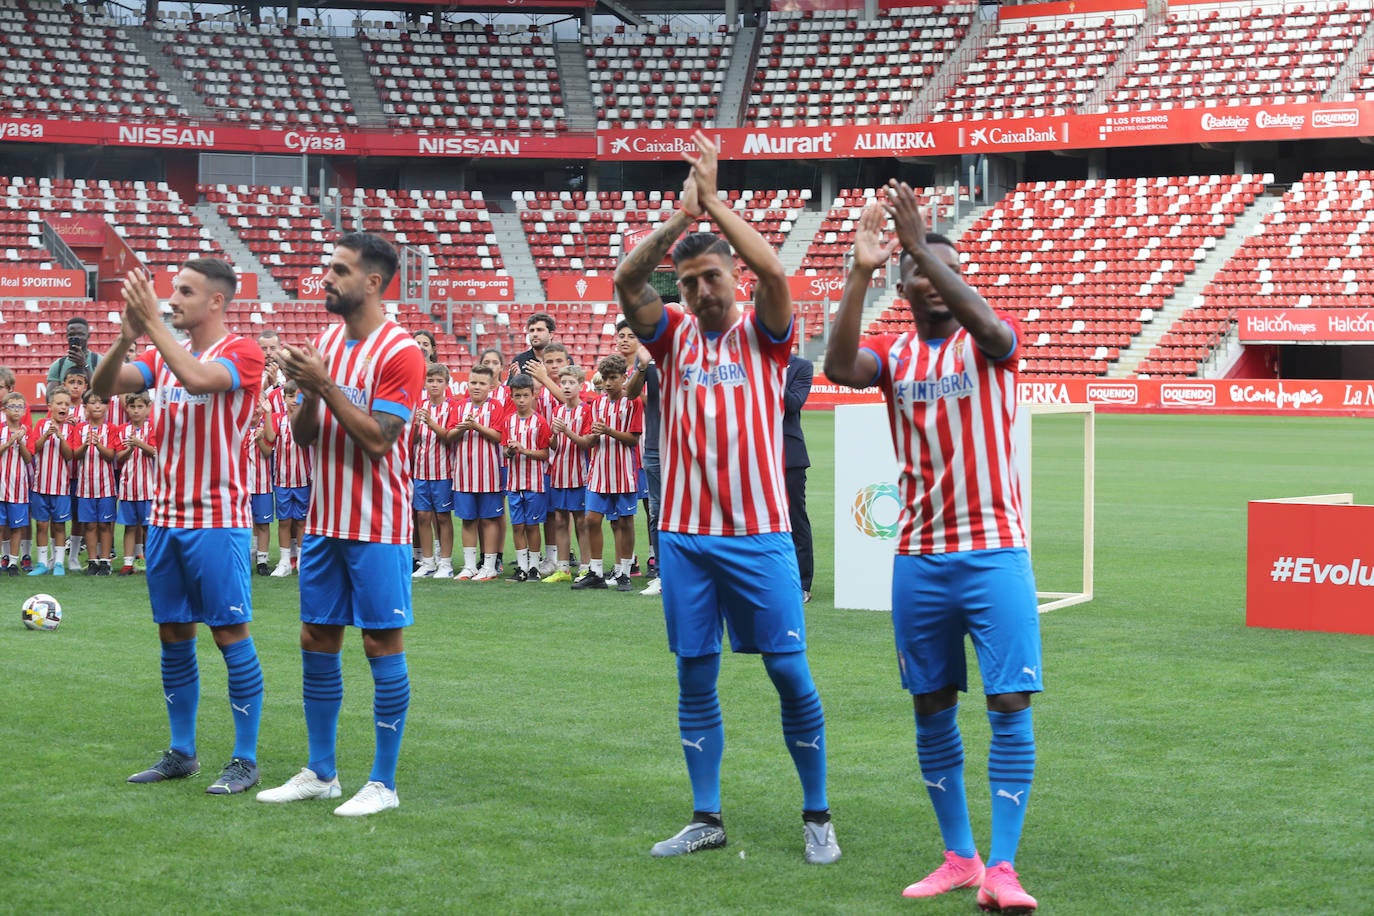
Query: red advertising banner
790 275 845 301
1246 498 1374 636
1237 309 1374 343
596 100 1374 162
545 274 615 301
4 99 1368 162
153 268 258 300
0 268 85 297
45 215 106 247
432 274 513 301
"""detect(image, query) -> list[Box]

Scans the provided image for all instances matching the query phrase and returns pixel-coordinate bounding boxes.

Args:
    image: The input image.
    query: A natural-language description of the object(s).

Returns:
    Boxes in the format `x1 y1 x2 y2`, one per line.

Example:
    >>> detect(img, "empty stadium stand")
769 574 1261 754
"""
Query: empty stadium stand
586 24 733 129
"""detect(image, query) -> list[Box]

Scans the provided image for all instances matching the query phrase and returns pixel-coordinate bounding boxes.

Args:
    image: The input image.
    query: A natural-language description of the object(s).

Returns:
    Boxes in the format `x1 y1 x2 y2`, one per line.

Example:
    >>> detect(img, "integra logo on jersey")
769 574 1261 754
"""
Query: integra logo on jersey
337 384 368 408
893 371 974 404
683 362 747 388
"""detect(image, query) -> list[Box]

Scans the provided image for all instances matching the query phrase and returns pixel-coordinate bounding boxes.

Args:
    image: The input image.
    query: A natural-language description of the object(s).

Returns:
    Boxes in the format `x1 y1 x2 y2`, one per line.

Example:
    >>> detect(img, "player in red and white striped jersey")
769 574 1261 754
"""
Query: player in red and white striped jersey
445 364 506 579
67 390 120 574
115 391 157 575
410 362 457 579
823 185 1042 910
24 386 75 575
614 132 835 864
264 233 426 817
244 402 274 576
0 390 33 571
544 365 594 581
573 354 643 592
500 374 552 581
94 257 267 796
263 382 313 578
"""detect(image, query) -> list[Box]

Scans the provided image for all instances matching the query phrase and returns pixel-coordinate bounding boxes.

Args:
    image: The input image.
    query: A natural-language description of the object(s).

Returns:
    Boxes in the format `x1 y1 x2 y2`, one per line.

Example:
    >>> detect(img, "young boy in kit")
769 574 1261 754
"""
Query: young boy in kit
116 391 156 575
0 368 32 568
264 379 312 577
26 386 75 576
68 390 120 574
545 365 593 583
525 341 580 577
0 391 32 574
62 366 91 570
246 399 274 575
447 363 506 581
411 363 457 580
501 373 552 582
573 354 642 592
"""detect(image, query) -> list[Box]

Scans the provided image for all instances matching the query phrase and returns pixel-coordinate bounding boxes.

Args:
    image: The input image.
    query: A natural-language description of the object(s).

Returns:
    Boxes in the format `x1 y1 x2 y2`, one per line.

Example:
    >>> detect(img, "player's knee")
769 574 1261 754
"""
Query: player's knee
762 651 815 699
986 691 1031 714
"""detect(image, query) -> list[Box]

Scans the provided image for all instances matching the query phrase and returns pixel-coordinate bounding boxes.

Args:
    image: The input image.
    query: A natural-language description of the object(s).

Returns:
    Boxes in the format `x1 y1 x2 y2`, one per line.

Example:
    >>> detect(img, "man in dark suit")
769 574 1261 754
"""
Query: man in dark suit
784 354 814 602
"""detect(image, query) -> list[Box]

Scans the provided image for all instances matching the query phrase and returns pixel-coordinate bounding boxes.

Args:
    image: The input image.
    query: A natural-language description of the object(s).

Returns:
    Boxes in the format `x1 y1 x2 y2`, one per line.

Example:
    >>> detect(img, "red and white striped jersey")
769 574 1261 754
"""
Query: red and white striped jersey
410 396 455 481
271 412 312 489
135 335 264 529
448 397 504 494
536 387 561 421
264 384 287 417
106 395 126 427
118 420 158 502
862 321 1026 556
67 421 118 499
0 423 30 502
502 411 552 492
306 320 426 545
585 394 643 495
244 417 272 496
26 418 72 496
646 307 793 536
548 400 592 489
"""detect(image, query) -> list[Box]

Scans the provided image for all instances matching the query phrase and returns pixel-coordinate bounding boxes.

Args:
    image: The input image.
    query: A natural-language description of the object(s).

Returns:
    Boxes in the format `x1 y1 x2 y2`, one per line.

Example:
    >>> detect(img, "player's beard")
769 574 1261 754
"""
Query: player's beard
325 286 363 317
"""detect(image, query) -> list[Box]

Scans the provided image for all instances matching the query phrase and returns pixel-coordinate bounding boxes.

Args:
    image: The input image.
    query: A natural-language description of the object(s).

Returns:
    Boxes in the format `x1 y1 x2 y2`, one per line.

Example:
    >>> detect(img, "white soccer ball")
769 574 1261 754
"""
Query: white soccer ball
22 593 62 631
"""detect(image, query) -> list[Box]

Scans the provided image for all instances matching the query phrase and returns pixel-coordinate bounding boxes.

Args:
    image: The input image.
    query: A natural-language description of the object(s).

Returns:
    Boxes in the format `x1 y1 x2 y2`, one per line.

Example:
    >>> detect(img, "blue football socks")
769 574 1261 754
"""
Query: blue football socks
676 653 725 814
986 706 1036 868
160 637 199 758
302 650 343 781
220 637 263 763
915 704 976 859
369 653 410 790
763 651 829 813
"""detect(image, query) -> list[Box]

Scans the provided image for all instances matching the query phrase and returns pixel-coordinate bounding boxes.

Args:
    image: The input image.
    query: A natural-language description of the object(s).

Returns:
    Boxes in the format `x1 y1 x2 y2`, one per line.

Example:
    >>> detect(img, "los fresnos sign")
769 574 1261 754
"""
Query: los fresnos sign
2 100 1371 161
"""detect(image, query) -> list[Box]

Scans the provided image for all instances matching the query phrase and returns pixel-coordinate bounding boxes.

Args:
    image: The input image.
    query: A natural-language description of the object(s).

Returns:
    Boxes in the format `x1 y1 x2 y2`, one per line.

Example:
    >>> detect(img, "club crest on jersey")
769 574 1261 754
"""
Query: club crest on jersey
893 371 976 407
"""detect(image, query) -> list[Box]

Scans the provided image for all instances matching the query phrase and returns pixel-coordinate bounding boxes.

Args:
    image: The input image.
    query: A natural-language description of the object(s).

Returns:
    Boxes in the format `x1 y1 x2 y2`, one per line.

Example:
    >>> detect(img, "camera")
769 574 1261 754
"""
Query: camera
67 332 83 350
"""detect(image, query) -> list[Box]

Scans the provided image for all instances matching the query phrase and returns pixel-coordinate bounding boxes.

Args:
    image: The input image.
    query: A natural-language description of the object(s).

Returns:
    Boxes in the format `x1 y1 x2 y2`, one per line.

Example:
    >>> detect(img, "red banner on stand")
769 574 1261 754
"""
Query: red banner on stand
1238 309 1374 343
545 275 614 300
0 268 85 297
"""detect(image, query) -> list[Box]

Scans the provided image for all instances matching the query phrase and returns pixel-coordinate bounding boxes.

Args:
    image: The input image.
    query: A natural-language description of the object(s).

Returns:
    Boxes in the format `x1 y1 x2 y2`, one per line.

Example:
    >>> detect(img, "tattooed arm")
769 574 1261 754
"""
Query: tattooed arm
614 173 701 339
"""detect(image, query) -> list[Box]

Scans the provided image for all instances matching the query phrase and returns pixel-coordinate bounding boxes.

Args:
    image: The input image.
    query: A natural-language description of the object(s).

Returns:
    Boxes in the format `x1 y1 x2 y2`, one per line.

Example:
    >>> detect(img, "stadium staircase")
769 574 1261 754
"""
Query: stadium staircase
713 26 761 128
1324 13 1374 100
124 28 212 120
904 12 997 123
1081 5 1167 112
191 202 290 303
332 34 389 128
486 210 544 302
777 208 824 274
555 41 597 133
1112 193 1284 378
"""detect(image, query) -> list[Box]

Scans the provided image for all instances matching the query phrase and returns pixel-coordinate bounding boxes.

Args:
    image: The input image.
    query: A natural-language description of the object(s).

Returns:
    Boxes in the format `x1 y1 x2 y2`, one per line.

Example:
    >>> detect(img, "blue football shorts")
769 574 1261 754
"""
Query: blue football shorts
146 526 253 627
585 490 637 520
298 535 413 630
507 489 549 525
413 478 454 514
118 498 153 527
30 491 71 523
548 486 586 513
661 530 806 657
1 499 29 528
274 485 310 521
635 467 649 500
250 492 275 525
76 495 116 524
891 547 1044 697
453 490 505 520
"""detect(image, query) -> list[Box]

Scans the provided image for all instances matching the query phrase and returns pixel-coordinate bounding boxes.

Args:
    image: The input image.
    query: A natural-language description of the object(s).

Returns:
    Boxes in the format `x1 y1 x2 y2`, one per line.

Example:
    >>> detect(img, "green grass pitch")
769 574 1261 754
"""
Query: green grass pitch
3 412 1372 914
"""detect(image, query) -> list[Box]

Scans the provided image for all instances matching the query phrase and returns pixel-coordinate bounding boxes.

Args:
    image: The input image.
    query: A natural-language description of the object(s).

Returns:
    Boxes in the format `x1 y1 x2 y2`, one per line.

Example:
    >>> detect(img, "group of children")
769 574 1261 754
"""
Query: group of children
0 317 659 590
0 365 156 576
409 326 654 592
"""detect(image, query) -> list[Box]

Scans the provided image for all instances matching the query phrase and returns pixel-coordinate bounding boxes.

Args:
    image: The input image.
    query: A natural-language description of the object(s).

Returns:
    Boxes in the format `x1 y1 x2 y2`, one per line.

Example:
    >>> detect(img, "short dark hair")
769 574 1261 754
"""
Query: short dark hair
63 366 90 383
671 232 732 266
614 319 631 333
426 362 450 380
508 373 535 392
182 257 238 298
899 234 959 268
66 316 90 330
82 389 106 404
527 312 555 333
469 364 495 380
597 353 628 377
478 347 504 365
337 232 399 291
541 342 569 360
258 327 280 340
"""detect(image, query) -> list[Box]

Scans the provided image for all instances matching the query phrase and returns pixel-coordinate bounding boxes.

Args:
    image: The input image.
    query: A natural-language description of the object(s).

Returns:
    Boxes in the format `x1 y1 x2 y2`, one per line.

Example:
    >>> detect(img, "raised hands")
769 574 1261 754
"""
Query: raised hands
853 199 900 272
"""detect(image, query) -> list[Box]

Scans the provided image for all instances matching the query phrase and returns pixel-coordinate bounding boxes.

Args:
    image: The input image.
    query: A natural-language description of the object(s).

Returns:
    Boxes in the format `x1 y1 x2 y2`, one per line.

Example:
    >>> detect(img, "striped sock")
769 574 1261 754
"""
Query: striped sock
916 704 976 859
764 652 829 812
302 650 343 781
161 637 199 758
369 653 410 790
677 653 724 814
221 637 263 763
987 707 1036 868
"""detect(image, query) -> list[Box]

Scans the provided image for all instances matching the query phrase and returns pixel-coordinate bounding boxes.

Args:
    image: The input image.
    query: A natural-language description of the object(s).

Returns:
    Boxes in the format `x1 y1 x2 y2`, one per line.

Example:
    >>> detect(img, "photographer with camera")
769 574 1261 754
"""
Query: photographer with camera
47 317 101 390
